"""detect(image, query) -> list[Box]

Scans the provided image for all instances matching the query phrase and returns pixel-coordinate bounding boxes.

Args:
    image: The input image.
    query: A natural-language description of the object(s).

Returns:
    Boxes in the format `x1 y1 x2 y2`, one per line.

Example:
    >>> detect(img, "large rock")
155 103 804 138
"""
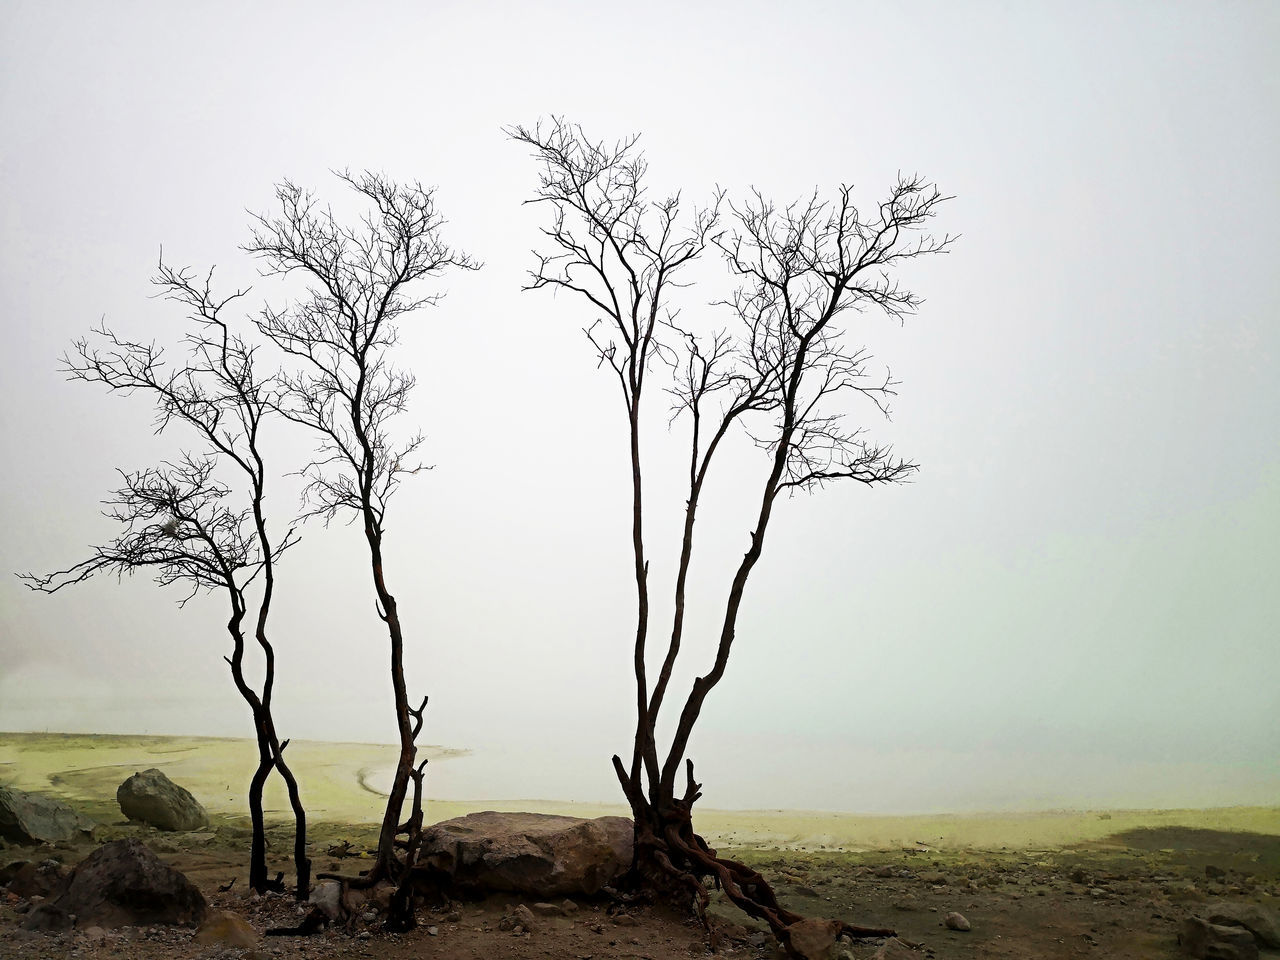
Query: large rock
0 786 95 844
116 768 207 831
419 811 632 896
1204 902 1280 949
1179 916 1259 960
23 838 207 930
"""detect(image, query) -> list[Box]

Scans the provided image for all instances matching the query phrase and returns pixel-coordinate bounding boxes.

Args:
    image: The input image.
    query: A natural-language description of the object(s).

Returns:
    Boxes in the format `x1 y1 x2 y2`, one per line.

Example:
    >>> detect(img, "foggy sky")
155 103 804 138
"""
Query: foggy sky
1 0 1277 814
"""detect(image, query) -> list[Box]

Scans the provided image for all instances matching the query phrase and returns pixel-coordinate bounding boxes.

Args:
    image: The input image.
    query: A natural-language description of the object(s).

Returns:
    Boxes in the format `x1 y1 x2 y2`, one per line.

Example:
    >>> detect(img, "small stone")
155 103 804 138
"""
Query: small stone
561 899 579 914
427 925 438 936
513 903 537 931
445 910 461 922
531 901 564 916
784 917 842 960
1206 865 1227 880
944 911 971 931
612 913 637 926
194 909 257 949
875 866 895 878
874 938 919 960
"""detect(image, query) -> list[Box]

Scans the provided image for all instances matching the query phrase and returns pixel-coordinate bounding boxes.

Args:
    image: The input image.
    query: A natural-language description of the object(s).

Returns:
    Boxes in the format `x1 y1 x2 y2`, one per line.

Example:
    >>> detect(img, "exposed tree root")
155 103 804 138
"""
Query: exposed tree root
617 757 894 959
312 742 432 933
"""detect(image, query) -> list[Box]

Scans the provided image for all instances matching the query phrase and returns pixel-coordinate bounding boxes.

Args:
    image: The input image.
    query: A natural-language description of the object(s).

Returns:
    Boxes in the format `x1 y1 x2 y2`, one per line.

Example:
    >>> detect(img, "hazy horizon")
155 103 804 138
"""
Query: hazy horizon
2 2 1277 817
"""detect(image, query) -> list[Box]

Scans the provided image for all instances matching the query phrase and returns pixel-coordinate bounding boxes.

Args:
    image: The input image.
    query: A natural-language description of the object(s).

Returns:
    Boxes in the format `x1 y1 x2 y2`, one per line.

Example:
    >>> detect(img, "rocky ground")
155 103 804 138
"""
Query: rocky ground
2 817 1278 959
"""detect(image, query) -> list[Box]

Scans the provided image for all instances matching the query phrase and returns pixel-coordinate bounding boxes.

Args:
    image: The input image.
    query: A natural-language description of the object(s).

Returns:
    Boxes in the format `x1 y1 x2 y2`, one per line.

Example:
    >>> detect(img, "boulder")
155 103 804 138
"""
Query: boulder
419 811 632 896
0 786 95 845
23 838 206 930
1204 902 1280 949
1179 916 1259 960
116 769 207 831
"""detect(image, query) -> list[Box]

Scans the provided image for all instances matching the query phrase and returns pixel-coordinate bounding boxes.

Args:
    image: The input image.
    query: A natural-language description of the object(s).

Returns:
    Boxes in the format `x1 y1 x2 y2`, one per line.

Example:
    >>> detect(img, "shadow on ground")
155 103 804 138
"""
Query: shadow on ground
1101 825 1280 878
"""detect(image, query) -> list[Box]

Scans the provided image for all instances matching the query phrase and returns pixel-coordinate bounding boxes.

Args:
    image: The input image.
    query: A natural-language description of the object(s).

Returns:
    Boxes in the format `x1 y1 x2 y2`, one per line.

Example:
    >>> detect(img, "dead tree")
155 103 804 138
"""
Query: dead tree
513 118 953 956
19 265 311 898
244 171 478 929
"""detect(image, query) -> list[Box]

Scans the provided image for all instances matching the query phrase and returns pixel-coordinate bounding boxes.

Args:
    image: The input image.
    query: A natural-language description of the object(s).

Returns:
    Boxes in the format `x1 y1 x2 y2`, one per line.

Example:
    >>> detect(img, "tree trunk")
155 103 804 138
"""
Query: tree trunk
275 751 311 900
247 736 274 893
372 595 414 882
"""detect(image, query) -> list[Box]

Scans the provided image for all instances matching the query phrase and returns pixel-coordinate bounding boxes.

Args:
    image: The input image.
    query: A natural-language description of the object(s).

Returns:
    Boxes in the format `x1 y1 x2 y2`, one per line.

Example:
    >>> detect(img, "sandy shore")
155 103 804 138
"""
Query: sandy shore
3 731 1276 854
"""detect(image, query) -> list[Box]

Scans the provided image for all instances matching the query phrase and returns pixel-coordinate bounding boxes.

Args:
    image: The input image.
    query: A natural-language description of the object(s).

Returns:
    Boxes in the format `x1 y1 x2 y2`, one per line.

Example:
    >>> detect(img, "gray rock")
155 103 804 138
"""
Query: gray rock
308 880 343 921
1203 902 1280 949
116 769 207 832
1180 916 1259 960
23 838 206 930
0 787 95 845
944 911 971 931
419 811 632 896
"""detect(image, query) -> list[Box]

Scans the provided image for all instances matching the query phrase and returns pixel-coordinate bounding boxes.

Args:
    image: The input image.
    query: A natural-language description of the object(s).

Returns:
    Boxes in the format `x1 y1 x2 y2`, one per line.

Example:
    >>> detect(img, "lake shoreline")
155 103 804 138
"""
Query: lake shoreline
3 730 1276 852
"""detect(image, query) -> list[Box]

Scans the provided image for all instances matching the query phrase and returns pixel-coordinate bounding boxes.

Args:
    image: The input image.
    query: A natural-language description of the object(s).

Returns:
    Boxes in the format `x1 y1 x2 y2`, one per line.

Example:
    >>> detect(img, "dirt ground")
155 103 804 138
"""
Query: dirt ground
3 816 1279 960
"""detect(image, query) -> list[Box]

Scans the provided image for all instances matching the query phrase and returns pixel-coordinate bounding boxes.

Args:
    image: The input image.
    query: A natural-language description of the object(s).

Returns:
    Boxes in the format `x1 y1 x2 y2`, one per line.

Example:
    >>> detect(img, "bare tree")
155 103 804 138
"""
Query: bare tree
20 262 311 898
513 118 953 956
244 171 478 929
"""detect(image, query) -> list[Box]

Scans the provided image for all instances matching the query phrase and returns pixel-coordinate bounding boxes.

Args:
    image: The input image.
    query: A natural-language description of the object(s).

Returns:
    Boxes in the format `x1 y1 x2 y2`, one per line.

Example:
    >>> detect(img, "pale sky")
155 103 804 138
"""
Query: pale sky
1 1 1277 814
